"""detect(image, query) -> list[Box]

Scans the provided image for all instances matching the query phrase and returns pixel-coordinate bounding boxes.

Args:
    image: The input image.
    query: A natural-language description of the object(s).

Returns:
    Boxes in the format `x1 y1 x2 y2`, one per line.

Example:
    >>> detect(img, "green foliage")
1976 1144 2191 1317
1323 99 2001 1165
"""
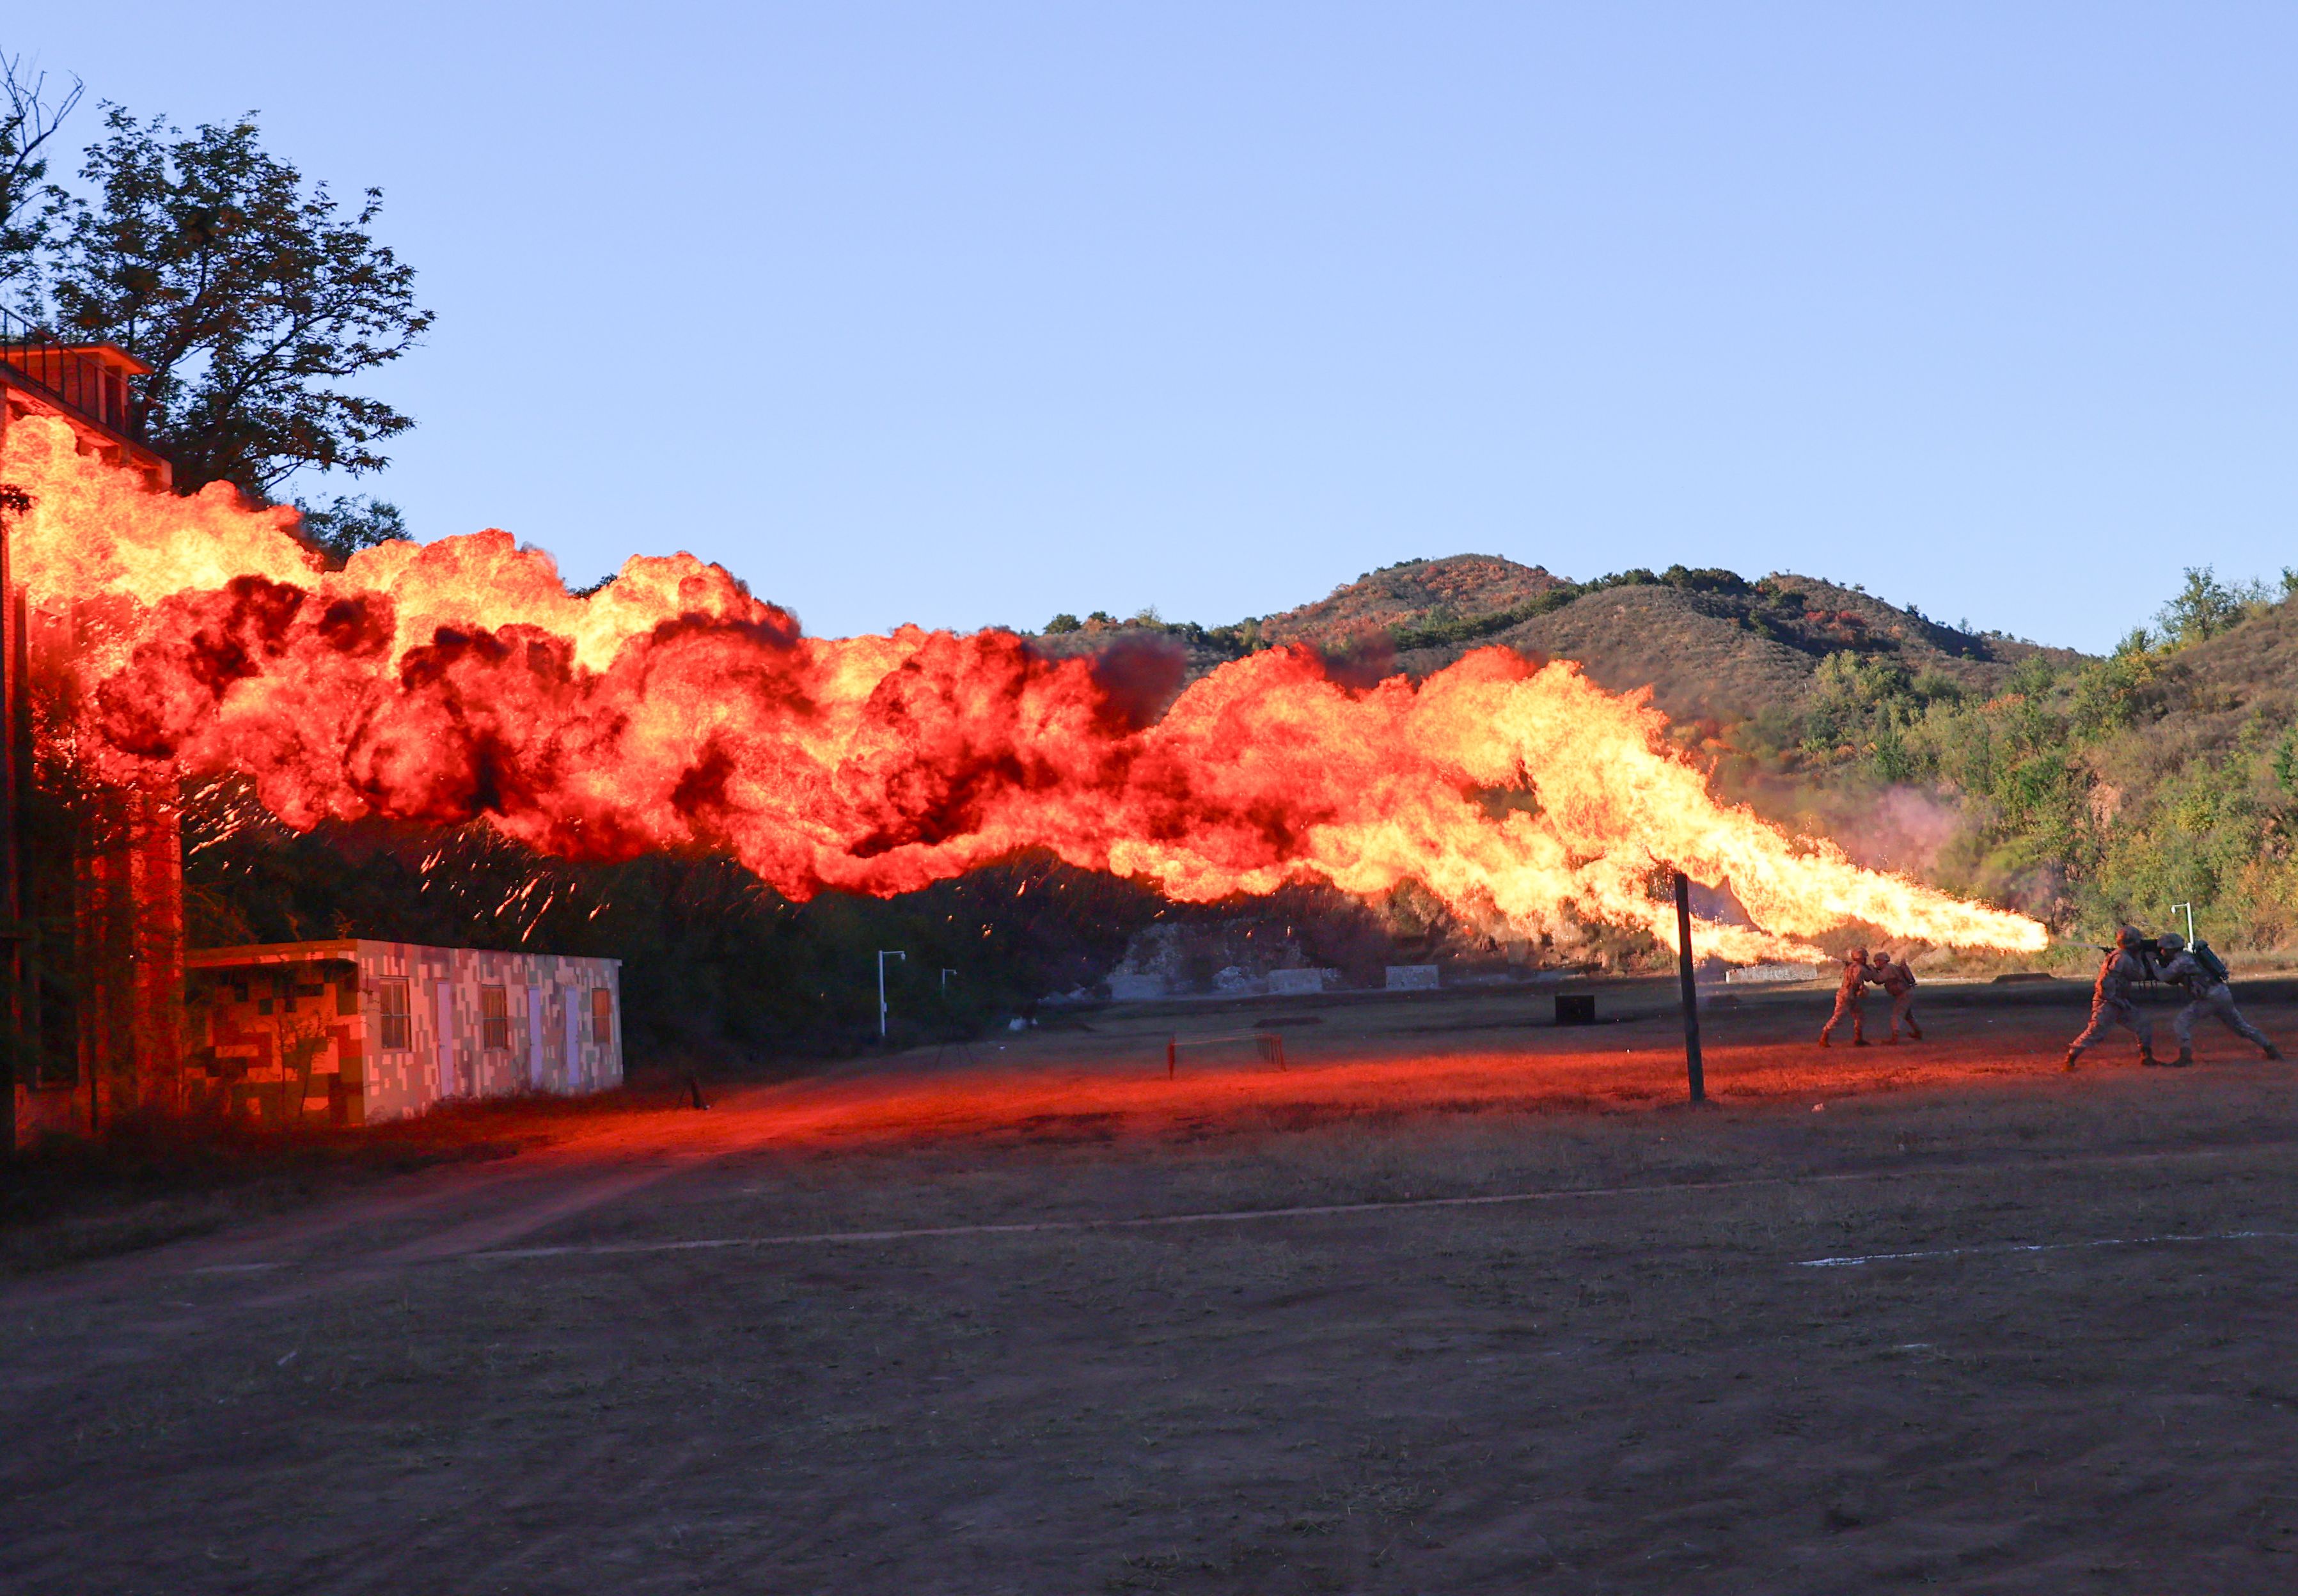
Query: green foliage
1199 615 1264 656
1041 606 1267 662
42 104 432 494
1657 564 1753 596
293 493 405 569
1742 565 2298 945
1795 650 1969 765
2153 565 2272 651
2066 643 2158 737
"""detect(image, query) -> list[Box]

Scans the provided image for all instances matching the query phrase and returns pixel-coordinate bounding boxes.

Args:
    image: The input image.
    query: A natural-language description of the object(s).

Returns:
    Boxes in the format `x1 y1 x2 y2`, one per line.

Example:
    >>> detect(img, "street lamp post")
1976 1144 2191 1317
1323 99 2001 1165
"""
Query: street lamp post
2171 902 2196 945
877 950 906 1040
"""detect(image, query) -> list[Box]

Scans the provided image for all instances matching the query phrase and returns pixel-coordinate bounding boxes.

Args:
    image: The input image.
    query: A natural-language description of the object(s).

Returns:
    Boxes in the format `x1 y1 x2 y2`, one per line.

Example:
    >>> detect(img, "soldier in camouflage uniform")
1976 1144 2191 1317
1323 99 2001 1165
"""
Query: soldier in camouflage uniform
2063 927 2161 1070
1820 947 1873 1047
1868 950 1922 1042
2156 932 2281 1065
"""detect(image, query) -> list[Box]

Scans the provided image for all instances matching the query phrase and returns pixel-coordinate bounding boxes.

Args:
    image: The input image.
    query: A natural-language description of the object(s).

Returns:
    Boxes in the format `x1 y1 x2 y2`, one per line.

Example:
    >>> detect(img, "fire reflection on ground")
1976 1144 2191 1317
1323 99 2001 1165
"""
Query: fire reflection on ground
539 985 2162 1160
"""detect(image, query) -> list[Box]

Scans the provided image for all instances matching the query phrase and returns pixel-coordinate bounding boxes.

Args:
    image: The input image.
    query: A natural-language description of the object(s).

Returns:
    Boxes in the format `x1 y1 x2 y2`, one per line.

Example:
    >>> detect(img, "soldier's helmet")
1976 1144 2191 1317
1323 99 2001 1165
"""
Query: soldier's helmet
1869 951 1891 966
2114 925 2147 951
2157 932 2185 953
1848 946 1867 962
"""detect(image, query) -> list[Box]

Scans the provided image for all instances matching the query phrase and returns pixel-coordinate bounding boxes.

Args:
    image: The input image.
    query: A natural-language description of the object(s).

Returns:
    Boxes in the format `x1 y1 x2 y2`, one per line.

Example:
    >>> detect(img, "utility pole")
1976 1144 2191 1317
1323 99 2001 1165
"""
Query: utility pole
877 950 906 1040
1672 871 1705 1104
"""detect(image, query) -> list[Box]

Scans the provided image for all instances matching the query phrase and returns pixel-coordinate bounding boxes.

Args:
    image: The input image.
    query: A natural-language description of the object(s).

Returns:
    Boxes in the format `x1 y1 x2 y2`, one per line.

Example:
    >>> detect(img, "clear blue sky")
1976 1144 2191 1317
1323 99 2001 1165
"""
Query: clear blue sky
15 4 2298 652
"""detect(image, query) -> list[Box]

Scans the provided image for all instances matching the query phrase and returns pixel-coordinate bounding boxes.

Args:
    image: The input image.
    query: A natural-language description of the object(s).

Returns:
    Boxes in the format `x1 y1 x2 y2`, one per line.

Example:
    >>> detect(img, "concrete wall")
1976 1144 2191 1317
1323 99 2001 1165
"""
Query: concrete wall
186 939 622 1127
1724 962 1823 986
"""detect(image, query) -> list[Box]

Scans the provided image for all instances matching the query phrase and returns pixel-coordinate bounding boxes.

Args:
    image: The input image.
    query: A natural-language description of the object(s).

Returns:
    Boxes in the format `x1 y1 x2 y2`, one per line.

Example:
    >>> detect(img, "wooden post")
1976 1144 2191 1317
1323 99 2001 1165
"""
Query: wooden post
1673 870 1705 1104
1167 1037 1176 1080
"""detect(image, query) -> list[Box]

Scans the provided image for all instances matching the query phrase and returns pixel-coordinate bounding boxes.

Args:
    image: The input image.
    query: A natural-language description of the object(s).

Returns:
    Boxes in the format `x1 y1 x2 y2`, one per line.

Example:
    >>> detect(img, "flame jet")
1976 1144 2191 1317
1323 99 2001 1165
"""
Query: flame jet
6 414 2047 962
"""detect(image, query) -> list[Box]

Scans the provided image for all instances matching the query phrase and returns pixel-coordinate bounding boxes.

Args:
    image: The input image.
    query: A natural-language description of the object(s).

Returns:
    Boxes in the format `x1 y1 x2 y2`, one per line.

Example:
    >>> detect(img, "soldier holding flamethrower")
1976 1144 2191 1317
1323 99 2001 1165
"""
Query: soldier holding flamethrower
1819 946 1875 1047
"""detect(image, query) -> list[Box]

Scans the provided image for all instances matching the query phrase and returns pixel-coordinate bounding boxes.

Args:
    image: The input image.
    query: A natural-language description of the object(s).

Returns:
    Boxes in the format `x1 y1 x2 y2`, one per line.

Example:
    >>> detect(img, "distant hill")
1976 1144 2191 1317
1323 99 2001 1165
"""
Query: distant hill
1031 558 2298 952
1259 555 1571 647
1030 554 2088 726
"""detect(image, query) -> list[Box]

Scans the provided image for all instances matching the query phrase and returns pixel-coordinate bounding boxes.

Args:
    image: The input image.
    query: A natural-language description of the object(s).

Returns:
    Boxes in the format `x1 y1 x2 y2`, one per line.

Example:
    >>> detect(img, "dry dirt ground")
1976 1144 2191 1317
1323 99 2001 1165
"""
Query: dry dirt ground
7 978 2298 1594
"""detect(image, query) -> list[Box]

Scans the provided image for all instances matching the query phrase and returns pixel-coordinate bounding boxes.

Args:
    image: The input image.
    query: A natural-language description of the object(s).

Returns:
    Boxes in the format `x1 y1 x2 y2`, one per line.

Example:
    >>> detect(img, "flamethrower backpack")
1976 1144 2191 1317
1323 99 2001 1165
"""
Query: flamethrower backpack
2189 941 2231 984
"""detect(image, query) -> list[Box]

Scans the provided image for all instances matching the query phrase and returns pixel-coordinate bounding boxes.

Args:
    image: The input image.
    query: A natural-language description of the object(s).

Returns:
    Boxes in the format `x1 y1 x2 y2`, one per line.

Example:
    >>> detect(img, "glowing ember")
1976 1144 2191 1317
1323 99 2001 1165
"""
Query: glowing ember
7 414 2046 961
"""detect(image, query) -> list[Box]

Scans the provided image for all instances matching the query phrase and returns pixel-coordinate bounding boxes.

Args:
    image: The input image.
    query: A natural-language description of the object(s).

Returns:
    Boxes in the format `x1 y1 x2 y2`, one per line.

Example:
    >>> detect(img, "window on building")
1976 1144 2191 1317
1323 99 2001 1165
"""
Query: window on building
378 980 412 1052
480 985 510 1052
590 987 613 1047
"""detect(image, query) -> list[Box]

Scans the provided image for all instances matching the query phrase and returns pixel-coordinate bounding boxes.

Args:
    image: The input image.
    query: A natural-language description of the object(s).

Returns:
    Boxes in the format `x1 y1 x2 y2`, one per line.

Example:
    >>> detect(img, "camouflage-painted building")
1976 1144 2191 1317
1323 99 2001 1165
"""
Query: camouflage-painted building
183 941 623 1127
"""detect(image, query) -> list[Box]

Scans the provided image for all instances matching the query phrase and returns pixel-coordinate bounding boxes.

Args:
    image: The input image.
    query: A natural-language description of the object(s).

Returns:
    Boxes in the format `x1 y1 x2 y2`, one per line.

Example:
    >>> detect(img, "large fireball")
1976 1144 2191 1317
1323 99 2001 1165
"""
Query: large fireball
6 414 2047 963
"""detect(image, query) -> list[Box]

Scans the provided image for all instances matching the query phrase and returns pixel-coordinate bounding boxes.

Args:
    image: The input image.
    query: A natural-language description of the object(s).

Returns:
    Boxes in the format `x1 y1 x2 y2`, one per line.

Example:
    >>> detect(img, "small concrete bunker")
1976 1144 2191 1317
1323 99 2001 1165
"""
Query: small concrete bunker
184 941 624 1126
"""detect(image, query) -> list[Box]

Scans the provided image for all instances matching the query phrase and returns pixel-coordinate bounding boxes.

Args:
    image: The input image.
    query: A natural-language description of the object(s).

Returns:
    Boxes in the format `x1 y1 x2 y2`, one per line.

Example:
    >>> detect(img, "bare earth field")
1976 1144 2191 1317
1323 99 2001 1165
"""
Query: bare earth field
6 978 2298 1593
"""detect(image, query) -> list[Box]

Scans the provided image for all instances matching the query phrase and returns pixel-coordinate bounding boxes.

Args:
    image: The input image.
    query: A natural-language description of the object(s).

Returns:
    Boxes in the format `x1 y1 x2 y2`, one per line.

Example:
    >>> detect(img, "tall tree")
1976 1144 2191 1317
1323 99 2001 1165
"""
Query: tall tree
0 52 81 306
44 106 432 494
2153 566 2262 650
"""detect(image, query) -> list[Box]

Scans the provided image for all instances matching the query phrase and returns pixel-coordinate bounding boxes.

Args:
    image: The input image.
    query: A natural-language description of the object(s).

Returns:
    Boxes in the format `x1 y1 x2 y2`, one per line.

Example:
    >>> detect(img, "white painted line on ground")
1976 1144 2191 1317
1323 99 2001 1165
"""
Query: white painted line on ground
455 1145 2297 1263
465 1178 1765 1259
1797 1230 2298 1268
162 1139 2295 1276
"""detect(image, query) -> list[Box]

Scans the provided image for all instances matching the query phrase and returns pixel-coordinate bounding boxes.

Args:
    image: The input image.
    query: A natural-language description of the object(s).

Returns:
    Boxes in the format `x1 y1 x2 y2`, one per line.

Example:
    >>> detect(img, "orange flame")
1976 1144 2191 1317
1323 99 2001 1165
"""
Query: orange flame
6 414 2045 960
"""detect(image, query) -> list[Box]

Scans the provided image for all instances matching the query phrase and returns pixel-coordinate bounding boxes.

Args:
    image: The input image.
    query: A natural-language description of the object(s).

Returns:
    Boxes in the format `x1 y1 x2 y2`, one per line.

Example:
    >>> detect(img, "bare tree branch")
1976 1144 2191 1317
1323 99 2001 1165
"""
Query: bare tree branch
0 50 83 297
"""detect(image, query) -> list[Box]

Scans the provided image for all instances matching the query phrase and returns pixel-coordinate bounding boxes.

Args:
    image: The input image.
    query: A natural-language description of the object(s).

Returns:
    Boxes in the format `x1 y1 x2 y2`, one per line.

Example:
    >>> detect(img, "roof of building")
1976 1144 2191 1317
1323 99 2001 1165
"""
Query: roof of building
185 939 620 969
185 941 360 968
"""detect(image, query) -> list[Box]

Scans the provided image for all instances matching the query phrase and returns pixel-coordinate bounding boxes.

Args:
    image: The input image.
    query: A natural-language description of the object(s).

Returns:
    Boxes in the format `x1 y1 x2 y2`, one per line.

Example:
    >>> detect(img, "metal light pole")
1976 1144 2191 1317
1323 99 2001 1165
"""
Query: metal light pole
1672 871 1705 1104
940 967 956 996
2171 902 2196 944
877 950 906 1039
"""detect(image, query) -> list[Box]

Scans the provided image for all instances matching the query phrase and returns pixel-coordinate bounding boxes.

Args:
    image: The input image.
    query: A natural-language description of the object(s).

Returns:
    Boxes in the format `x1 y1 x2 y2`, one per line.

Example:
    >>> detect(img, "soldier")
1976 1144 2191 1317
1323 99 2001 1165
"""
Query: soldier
2156 932 2281 1065
1869 950 1922 1042
2063 926 2161 1070
1820 946 1873 1047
